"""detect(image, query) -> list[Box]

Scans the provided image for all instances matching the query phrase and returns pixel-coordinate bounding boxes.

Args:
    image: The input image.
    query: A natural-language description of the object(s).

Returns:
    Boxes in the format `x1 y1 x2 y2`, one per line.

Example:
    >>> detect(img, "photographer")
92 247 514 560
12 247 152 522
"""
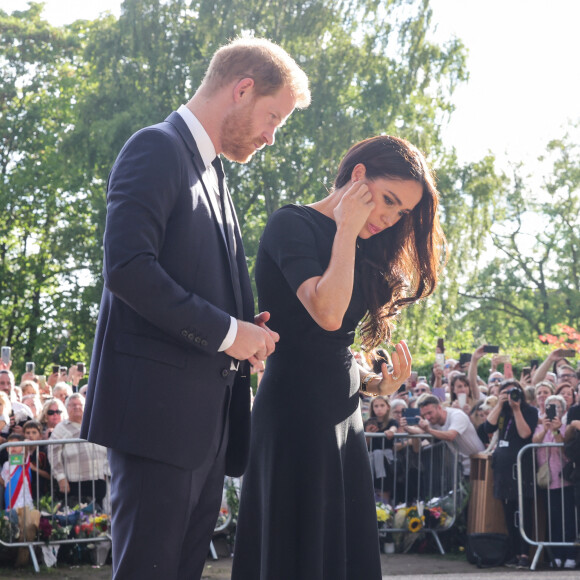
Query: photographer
484 380 538 569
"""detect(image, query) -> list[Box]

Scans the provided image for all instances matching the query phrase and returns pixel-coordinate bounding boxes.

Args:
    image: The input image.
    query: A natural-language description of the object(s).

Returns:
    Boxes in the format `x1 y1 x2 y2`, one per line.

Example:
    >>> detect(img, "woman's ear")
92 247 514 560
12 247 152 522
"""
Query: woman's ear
351 163 366 183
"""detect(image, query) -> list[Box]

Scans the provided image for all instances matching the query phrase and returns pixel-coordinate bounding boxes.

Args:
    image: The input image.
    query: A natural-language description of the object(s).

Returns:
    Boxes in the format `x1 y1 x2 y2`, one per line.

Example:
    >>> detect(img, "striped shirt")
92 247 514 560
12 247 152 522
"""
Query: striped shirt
48 420 109 483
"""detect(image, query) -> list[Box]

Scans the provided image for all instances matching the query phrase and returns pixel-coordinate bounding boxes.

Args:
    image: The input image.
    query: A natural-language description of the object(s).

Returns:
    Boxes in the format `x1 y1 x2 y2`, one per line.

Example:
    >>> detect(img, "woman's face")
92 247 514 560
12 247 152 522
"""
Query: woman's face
390 405 403 421
372 398 389 418
356 175 423 239
536 386 551 408
453 380 470 395
558 387 574 409
46 403 62 427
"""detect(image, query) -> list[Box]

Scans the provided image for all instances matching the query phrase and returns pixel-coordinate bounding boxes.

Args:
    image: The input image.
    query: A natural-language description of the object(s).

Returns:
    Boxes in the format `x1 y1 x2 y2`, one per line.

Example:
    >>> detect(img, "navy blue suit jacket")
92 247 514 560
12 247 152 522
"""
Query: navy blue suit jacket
81 112 254 476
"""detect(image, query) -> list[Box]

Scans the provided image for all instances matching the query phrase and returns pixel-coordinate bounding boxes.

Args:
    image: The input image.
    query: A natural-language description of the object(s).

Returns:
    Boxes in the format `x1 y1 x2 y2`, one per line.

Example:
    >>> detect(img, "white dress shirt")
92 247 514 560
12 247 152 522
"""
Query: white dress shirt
176 105 237 352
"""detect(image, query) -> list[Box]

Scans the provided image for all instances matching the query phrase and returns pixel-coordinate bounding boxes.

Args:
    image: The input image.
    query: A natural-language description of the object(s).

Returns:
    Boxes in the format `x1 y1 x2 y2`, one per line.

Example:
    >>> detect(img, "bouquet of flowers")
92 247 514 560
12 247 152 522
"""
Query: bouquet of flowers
376 502 394 529
393 503 424 533
423 505 449 529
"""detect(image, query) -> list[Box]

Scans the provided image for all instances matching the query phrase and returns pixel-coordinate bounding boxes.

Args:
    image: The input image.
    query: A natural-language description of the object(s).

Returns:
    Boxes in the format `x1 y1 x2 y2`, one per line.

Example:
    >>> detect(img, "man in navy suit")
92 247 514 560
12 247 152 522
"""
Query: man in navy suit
81 37 310 579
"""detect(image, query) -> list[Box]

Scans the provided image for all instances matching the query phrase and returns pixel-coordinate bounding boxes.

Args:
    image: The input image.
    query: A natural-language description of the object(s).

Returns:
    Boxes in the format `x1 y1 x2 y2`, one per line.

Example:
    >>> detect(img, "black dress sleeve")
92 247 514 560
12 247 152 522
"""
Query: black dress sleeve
261 207 326 293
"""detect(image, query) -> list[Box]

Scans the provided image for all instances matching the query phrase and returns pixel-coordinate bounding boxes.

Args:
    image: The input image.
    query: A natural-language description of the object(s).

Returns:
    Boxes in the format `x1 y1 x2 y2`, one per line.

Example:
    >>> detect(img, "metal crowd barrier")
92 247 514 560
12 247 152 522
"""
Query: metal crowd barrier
517 442 579 571
0 438 111 572
366 432 462 554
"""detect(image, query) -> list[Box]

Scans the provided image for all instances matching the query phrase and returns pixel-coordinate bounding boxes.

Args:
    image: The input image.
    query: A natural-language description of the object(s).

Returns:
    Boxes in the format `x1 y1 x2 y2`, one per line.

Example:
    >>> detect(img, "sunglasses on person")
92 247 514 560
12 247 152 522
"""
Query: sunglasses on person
47 409 62 416
488 377 502 384
414 387 429 394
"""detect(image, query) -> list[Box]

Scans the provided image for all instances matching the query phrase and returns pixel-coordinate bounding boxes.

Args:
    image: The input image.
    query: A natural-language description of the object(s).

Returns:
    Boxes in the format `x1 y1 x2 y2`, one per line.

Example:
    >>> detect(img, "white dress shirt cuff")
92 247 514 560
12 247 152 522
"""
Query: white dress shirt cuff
218 317 237 352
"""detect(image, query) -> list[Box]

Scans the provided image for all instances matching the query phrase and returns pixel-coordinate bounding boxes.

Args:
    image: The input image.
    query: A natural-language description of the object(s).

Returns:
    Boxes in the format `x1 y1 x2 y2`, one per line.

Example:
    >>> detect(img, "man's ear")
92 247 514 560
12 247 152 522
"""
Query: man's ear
351 163 366 182
233 77 255 102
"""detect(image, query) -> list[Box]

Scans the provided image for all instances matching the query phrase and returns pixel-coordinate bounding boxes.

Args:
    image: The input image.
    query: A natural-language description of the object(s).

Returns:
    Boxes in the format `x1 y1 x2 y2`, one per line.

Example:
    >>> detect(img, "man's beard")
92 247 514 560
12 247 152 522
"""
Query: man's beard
220 101 263 163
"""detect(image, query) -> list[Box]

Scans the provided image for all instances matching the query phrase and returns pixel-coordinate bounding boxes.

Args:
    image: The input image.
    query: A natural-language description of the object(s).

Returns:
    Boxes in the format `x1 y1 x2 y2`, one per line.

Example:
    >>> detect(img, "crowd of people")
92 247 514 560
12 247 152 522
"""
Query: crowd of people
0 362 108 514
360 345 580 570
2 344 580 572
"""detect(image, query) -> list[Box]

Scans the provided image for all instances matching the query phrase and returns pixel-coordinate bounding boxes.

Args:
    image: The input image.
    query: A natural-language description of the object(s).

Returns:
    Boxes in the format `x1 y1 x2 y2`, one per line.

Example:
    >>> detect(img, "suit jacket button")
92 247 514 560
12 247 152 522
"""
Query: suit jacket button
181 329 188 337
201 339 208 347
221 368 229 378
187 333 194 341
194 336 201 344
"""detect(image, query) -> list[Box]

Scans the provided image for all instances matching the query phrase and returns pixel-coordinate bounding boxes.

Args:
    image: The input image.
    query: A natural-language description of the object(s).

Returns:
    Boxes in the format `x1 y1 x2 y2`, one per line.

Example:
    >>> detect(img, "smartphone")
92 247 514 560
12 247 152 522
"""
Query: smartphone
418 375 426 383
436 338 445 353
435 352 445 368
37 375 47 388
521 366 531 379
52 364 60 374
546 404 557 421
483 345 500 354
495 354 510 364
77 362 85 373
59 365 68 375
402 407 421 425
530 359 539 369
559 349 577 358
25 361 35 374
1 346 11 366
459 352 472 365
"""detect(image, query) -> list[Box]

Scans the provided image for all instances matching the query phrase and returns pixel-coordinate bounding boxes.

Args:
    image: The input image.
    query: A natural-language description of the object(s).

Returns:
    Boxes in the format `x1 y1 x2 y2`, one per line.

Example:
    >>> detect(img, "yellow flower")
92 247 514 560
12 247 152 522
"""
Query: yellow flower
376 507 387 522
408 517 422 533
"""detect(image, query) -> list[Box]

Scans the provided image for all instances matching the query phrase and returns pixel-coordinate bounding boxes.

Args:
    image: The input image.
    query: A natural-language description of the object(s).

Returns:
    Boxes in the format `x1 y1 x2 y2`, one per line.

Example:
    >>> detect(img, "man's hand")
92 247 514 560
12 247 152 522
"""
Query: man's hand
58 478 70 494
225 319 278 370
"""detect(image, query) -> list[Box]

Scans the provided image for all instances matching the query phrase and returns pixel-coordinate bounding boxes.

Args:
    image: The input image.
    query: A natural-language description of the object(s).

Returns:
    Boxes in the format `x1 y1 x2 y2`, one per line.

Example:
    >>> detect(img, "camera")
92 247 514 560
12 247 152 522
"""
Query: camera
507 388 522 402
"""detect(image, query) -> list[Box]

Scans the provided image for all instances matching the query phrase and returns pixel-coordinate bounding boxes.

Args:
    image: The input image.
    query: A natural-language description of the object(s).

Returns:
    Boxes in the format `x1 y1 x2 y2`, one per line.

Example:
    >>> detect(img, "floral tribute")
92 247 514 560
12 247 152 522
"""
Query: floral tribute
376 500 450 533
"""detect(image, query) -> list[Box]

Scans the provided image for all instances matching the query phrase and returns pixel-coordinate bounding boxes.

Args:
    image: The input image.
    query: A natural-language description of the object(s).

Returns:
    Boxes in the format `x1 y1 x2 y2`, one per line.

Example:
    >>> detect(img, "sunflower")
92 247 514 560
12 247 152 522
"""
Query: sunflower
408 517 422 533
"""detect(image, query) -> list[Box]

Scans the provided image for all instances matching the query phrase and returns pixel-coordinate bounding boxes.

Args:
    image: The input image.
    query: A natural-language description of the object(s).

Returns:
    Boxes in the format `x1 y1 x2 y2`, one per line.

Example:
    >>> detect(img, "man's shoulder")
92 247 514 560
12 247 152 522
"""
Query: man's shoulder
568 404 580 422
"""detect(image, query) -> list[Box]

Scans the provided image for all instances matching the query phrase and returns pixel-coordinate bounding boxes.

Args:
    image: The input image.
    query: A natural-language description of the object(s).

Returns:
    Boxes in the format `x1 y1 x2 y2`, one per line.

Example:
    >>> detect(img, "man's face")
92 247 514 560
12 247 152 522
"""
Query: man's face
0 373 12 395
67 398 84 422
558 369 578 388
420 403 442 426
221 84 296 163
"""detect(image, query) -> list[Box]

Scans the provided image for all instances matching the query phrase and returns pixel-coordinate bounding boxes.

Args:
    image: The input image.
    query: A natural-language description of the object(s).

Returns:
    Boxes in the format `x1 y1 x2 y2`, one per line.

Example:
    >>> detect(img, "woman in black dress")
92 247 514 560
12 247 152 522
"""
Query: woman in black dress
232 135 445 580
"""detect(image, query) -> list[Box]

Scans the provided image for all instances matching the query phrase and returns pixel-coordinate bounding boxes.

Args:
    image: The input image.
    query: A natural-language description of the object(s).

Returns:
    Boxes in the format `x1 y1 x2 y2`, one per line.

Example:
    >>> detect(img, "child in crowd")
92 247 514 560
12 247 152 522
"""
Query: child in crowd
1 433 33 510
23 420 51 498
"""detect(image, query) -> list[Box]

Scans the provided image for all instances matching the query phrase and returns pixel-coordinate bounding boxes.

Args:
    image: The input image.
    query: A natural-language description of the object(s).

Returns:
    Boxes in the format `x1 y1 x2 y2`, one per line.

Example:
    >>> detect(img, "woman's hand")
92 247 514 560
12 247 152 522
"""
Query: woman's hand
365 423 379 433
384 427 396 440
376 340 412 396
550 416 562 431
333 181 374 237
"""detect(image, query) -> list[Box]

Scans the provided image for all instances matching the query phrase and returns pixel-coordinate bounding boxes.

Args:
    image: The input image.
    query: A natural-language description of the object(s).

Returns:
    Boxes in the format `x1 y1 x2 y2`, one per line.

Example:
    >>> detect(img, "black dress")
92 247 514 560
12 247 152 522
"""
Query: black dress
232 205 382 580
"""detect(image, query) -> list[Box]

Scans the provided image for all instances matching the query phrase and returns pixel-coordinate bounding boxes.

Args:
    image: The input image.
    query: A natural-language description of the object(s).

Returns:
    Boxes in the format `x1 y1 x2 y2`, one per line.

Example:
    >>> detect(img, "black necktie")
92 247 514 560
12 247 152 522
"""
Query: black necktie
211 156 243 318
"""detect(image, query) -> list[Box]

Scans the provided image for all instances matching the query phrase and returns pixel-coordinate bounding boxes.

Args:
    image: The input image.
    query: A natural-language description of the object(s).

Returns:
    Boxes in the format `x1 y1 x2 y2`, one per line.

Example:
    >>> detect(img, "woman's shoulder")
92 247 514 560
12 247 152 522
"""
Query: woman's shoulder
268 204 334 227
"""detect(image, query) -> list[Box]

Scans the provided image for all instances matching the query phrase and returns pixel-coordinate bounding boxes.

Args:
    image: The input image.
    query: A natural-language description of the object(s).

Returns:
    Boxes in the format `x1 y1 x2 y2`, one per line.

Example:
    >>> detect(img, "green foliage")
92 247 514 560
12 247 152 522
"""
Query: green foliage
1 0 578 379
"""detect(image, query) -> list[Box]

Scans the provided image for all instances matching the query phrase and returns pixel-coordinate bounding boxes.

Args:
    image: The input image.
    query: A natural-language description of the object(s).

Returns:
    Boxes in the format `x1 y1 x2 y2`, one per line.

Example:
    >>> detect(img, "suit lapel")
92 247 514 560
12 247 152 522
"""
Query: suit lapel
165 112 247 319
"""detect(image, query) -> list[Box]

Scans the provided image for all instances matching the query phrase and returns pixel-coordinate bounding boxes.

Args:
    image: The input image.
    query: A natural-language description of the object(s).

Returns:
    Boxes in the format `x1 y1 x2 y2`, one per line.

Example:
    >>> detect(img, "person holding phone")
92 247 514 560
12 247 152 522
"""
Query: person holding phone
531 348 577 386
415 394 484 478
532 394 576 569
232 135 446 580
468 345 504 398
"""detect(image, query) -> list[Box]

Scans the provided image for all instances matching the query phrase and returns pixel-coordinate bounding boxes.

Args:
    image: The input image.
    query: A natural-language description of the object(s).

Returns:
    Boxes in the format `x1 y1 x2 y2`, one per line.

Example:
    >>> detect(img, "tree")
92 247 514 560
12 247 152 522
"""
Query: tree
0 4 98 372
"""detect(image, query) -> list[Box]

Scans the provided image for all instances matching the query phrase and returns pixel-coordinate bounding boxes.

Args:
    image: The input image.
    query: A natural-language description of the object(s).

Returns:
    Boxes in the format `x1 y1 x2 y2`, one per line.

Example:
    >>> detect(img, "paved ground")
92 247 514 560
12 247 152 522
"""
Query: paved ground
1 550 578 579
201 553 579 580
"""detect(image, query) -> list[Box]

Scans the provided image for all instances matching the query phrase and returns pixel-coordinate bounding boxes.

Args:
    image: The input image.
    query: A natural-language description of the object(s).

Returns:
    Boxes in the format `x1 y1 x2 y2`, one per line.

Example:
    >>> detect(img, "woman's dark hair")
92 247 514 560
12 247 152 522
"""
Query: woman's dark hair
449 373 469 402
334 135 446 349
